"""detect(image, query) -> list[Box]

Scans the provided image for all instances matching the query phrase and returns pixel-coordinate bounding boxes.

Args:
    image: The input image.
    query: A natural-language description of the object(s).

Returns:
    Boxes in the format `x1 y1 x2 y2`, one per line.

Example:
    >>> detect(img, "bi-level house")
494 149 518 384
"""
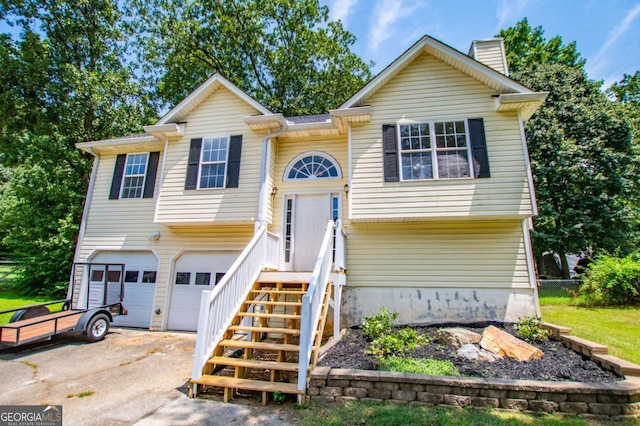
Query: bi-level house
73 36 547 399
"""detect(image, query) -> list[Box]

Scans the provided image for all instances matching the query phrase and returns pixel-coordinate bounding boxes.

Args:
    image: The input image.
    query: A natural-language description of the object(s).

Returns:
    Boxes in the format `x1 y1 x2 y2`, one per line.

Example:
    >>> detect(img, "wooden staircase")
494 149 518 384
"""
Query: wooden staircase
190 273 333 404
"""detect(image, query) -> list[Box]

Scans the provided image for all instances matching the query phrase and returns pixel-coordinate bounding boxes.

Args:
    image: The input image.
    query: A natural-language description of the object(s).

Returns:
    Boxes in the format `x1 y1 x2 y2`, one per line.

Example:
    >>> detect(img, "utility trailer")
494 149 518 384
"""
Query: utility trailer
0 263 127 349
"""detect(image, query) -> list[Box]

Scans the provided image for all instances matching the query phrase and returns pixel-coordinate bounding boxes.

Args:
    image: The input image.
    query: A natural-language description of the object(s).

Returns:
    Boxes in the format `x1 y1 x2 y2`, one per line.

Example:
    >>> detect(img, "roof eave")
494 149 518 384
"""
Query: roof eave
495 92 549 121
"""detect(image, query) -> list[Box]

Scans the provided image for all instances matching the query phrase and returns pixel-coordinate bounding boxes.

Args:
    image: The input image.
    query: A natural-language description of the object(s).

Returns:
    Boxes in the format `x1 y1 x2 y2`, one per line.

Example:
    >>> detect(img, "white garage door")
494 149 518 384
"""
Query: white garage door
167 252 239 331
91 251 158 328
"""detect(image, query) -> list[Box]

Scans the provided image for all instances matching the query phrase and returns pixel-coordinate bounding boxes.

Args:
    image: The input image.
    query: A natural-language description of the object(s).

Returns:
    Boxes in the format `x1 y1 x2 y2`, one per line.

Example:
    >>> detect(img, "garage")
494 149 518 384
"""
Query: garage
90 251 158 328
167 252 239 331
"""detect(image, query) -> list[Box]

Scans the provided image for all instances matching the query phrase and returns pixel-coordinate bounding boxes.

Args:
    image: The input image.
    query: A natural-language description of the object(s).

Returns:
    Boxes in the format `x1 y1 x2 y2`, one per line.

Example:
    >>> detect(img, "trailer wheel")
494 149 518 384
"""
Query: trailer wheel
85 314 109 343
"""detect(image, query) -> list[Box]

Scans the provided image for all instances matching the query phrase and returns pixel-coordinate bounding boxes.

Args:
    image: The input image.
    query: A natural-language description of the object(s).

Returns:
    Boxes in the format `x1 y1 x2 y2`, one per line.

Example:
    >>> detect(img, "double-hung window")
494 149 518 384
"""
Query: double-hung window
185 135 243 190
199 136 229 189
109 151 160 200
121 153 149 198
399 120 472 180
382 118 490 182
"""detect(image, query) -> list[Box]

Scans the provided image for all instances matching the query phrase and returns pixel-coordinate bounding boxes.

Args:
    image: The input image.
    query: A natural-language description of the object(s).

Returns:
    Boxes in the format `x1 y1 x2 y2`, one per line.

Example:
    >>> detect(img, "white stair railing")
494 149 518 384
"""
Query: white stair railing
191 225 278 393
297 220 336 396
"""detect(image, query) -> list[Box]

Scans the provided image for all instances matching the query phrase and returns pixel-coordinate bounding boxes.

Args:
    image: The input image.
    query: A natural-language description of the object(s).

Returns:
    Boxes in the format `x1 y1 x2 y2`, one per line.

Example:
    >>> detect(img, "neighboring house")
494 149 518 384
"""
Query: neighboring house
72 36 547 332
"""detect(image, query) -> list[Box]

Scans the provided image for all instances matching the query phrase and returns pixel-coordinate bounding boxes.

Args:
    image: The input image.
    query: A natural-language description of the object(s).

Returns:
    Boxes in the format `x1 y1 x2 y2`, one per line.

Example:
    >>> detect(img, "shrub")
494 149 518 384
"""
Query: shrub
366 334 405 357
361 308 397 341
579 252 640 306
514 316 550 343
396 327 429 350
377 356 459 376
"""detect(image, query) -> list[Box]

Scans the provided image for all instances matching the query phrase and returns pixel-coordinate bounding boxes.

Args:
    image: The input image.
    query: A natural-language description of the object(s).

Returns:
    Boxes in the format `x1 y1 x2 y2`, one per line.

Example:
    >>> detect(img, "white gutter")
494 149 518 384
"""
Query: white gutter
68 151 99 299
256 117 288 230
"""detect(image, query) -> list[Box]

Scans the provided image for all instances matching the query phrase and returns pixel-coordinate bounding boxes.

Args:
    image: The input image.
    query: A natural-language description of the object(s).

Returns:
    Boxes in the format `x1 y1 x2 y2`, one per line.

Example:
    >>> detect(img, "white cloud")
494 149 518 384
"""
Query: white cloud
329 0 359 27
368 0 426 53
588 3 640 76
495 0 531 31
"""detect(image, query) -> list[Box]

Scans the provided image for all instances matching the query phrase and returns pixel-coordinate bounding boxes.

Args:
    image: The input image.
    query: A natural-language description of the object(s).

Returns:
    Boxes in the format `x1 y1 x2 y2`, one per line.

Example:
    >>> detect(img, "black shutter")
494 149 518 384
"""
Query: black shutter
143 151 160 198
109 154 126 199
468 118 491 178
382 124 399 182
226 135 242 188
185 138 202 190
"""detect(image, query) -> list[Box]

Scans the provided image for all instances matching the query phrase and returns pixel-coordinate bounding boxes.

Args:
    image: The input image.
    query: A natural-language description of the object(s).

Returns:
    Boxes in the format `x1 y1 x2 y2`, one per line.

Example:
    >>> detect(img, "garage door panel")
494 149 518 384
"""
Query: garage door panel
167 252 239 331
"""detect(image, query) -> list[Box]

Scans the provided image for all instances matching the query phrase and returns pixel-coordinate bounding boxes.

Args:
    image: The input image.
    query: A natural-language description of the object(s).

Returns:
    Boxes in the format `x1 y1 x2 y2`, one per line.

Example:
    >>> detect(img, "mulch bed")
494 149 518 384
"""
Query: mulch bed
318 323 621 383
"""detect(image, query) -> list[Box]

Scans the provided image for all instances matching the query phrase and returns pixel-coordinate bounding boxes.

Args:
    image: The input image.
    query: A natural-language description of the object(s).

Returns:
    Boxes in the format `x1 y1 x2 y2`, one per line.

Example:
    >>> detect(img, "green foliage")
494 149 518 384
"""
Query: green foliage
0 1 156 296
513 316 551 343
272 390 286 404
496 18 585 74
579 252 640 306
366 334 405 357
126 0 372 116
361 308 397 341
396 327 429 350
377 356 459 376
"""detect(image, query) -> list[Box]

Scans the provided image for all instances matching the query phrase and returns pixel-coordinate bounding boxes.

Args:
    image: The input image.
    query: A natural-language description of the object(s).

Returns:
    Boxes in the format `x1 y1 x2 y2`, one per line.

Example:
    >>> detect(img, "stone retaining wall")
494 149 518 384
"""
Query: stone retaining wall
308 323 640 420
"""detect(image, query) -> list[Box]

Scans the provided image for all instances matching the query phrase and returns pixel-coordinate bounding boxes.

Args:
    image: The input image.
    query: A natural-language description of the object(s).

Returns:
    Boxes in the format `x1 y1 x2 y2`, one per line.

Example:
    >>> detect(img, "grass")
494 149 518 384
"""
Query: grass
539 290 640 365
0 289 64 324
294 402 627 426
377 356 459 376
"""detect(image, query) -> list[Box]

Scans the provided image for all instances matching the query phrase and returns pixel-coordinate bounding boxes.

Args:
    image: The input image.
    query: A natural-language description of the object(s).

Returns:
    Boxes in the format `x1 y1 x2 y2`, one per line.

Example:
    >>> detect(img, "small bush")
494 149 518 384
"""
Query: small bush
377 356 459 376
366 334 405 357
579 252 640 306
361 308 397 341
396 327 429 350
514 316 550 343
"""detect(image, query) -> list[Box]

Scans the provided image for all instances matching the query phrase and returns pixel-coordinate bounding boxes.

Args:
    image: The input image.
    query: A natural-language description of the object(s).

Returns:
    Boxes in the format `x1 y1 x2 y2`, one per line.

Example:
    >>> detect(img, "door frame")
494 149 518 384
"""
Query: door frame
280 190 342 271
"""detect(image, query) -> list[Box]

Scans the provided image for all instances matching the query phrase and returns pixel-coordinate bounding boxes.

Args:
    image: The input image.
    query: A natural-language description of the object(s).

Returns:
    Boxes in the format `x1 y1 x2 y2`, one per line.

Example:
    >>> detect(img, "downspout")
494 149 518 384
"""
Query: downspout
68 149 99 300
256 118 288 232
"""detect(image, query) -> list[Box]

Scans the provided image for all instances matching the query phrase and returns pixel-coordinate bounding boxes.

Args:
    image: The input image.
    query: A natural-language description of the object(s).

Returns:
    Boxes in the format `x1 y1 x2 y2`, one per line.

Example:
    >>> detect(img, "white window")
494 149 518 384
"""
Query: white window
121 153 148 198
285 152 341 180
199 136 229 189
399 120 473 180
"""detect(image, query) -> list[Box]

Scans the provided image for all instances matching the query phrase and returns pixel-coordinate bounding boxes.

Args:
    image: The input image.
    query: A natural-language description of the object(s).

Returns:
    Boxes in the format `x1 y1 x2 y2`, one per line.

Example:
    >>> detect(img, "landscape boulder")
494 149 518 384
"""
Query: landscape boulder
457 343 502 362
480 325 544 362
434 327 482 348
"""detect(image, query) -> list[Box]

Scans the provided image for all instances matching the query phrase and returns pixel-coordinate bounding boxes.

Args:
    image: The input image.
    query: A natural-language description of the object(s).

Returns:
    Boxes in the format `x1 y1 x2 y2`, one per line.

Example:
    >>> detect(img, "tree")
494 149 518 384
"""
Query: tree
497 18 585 74
0 1 156 295
126 0 372 116
500 20 640 278
608 71 640 105
514 64 639 278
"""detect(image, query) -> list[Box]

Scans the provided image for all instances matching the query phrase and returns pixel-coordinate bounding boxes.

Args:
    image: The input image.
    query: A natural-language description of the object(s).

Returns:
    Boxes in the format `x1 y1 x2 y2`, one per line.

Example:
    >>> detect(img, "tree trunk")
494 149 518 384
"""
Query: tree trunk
559 250 570 279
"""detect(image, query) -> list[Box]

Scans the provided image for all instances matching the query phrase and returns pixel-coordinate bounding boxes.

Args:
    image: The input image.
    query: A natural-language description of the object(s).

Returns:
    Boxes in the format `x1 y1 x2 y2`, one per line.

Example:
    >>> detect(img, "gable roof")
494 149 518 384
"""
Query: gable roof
156 73 272 125
341 35 537 109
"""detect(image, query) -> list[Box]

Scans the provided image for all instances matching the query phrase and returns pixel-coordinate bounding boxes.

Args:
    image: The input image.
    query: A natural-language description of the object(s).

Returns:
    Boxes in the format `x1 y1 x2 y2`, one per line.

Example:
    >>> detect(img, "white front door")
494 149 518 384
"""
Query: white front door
289 193 333 271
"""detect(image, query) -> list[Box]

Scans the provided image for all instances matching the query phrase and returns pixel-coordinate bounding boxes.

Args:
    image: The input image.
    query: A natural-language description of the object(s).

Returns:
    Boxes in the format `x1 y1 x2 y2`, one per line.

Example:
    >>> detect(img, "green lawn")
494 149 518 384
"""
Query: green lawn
539 292 640 365
294 402 632 426
0 289 64 324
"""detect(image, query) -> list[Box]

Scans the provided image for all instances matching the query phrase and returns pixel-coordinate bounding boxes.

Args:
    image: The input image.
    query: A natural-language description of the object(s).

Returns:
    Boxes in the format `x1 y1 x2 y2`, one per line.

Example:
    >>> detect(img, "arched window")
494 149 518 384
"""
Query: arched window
284 152 341 180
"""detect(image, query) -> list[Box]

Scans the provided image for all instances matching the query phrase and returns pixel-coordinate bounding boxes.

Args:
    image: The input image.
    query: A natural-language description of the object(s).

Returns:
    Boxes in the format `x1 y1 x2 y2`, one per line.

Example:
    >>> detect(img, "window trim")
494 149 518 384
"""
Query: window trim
397 119 475 181
284 151 342 181
197 135 230 189
119 152 150 199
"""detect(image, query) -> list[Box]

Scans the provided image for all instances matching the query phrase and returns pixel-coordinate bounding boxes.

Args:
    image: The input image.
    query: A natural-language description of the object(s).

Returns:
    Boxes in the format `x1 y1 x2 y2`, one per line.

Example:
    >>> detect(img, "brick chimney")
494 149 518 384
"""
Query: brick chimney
468 38 509 75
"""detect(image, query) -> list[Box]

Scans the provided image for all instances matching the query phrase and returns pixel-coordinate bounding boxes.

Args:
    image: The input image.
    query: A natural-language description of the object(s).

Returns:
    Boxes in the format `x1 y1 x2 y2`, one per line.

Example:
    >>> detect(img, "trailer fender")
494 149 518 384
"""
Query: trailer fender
10 305 51 323
76 308 114 332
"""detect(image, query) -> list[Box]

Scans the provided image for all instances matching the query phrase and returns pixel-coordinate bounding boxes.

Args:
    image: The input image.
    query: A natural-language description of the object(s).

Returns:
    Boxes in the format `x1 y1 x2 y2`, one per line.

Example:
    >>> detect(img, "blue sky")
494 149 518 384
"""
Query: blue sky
321 0 640 89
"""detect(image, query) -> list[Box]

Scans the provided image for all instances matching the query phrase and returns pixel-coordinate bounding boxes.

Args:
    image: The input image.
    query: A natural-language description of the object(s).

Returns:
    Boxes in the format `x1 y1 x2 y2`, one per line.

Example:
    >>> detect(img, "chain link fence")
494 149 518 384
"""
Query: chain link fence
537 279 583 298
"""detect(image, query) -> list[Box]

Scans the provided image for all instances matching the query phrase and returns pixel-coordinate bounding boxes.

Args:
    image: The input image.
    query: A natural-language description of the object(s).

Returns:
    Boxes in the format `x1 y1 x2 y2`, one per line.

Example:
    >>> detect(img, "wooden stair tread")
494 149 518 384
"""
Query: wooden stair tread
228 325 300 335
249 289 307 295
192 376 303 394
237 312 300 319
243 300 301 307
220 339 299 352
255 279 310 284
207 356 299 372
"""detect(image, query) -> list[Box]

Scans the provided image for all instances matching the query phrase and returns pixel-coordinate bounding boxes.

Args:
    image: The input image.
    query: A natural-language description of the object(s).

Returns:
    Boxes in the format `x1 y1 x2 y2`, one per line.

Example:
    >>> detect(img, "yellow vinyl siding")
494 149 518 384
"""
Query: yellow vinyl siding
474 41 507 74
350 52 532 221
270 134 348 235
346 220 529 289
155 86 264 225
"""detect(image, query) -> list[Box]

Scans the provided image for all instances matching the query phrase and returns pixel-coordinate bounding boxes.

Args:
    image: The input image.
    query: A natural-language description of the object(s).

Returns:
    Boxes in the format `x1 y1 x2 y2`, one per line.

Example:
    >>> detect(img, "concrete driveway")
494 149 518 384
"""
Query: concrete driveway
0 327 299 425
